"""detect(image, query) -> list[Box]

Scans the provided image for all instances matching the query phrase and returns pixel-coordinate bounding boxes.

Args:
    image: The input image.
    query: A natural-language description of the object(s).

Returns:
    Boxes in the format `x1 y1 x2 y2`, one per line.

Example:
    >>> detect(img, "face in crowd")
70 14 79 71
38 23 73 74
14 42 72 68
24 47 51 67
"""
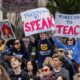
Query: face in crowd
66 38 75 46
39 32 47 40
11 57 21 69
27 61 33 71
52 56 62 68
13 40 21 50
41 65 53 76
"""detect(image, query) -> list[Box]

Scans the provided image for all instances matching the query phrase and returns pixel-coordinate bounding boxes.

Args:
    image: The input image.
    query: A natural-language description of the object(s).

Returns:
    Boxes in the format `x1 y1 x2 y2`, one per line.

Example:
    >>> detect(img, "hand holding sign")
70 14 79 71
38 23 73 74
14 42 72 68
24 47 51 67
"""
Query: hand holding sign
55 12 80 38
21 8 55 36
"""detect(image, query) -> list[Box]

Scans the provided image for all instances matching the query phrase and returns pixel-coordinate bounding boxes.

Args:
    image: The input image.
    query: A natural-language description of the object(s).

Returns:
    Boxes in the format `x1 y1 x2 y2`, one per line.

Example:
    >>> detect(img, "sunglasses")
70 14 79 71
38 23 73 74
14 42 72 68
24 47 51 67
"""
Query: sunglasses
67 39 73 41
41 68 50 72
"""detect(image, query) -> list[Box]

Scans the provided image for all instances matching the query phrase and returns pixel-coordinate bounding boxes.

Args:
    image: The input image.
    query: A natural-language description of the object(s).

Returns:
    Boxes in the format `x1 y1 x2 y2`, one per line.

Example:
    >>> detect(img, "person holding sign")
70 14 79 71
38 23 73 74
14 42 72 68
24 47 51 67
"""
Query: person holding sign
1 24 15 39
29 32 54 69
52 31 80 64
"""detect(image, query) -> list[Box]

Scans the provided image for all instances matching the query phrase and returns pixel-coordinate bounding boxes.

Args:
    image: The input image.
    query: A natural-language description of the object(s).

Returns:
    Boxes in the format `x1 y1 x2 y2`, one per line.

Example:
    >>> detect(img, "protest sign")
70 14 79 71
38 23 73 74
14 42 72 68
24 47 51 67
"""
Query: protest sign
55 12 80 38
21 8 55 36
0 20 16 39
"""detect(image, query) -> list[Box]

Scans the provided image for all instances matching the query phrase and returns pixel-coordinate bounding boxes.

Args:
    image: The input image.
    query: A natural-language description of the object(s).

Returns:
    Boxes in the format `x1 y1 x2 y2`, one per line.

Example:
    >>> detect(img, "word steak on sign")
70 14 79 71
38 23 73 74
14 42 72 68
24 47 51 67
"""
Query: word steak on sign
21 8 55 36
55 12 80 38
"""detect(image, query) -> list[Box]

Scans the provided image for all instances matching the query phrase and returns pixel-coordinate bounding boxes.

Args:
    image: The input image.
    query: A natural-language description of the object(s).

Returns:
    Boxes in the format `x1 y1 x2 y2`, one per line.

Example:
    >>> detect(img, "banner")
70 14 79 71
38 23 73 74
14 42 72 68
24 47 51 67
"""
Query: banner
0 20 16 39
21 8 55 36
55 12 80 38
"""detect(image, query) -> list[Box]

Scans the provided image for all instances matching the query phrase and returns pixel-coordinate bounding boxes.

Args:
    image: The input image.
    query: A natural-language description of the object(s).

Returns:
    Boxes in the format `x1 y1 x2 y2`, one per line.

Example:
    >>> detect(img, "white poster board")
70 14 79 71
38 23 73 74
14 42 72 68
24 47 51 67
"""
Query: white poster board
55 12 80 38
21 8 55 36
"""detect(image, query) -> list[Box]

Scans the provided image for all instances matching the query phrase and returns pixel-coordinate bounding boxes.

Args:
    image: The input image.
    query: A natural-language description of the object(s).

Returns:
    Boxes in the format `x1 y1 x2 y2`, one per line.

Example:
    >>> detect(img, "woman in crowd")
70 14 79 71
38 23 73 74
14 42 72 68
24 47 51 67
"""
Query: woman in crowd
52 31 80 64
25 60 40 80
0 64 11 80
40 64 55 80
3 39 30 69
30 32 54 69
9 39 30 60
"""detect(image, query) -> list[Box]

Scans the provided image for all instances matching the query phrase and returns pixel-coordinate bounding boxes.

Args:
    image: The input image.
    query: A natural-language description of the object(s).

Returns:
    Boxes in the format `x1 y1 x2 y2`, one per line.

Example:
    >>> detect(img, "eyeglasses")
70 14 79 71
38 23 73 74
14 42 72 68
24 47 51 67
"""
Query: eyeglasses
41 68 50 72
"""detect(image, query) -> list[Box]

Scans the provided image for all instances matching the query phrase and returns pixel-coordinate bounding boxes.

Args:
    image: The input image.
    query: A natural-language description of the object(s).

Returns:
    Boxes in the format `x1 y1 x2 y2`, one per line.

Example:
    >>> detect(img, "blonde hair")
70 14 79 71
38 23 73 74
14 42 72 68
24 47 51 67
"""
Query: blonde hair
0 65 11 80
43 57 53 66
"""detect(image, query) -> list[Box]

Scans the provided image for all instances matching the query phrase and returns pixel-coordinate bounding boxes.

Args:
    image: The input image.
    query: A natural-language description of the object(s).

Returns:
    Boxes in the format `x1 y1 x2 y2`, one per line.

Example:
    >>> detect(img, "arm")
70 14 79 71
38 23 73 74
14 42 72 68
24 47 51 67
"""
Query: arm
72 38 80 63
52 37 66 48
51 30 66 48
75 38 80 49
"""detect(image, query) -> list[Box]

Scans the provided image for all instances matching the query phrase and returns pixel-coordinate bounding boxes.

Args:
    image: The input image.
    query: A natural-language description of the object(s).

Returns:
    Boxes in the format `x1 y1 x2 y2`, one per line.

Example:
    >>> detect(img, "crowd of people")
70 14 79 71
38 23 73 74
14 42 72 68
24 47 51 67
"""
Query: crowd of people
0 31 80 80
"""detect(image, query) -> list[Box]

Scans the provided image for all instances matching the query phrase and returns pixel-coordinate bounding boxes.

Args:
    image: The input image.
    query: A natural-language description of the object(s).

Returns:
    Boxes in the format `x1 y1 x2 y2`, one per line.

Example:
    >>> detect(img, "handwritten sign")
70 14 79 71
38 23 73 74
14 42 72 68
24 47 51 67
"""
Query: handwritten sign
21 8 55 36
54 12 80 38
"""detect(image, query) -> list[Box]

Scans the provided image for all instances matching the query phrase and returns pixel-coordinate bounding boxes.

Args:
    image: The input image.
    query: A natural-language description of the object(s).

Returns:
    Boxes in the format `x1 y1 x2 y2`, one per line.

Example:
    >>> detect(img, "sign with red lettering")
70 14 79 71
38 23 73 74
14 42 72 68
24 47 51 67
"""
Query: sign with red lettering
55 12 80 38
21 8 55 36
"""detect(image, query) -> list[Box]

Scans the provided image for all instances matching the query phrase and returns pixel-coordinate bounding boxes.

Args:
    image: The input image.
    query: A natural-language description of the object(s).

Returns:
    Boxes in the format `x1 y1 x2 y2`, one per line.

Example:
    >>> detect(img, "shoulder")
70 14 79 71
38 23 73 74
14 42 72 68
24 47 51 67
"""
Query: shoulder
62 68 69 73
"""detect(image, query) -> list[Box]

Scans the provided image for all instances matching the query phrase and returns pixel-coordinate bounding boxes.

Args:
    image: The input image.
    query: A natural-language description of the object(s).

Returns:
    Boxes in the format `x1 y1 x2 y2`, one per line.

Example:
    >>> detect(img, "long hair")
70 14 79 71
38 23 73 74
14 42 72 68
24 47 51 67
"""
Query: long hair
13 39 26 51
0 65 11 80
66 38 76 45
25 60 38 75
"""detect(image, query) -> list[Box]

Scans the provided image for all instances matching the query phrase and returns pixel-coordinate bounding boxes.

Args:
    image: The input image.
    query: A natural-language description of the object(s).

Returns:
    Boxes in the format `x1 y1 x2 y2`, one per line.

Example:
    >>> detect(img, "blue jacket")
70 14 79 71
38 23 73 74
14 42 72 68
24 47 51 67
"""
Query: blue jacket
72 39 80 64
53 37 80 64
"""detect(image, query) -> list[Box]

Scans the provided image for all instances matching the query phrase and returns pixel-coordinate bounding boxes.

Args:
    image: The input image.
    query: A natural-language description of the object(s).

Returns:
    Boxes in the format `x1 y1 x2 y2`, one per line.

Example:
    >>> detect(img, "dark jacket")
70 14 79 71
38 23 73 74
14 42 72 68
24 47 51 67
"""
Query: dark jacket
34 38 54 69
10 48 30 60
10 70 29 80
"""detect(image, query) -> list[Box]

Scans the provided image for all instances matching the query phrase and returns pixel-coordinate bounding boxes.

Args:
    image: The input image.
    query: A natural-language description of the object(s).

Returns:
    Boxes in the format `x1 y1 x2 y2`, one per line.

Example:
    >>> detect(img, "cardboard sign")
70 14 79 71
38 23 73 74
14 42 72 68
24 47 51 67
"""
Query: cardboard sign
21 8 55 36
55 12 80 38
0 20 16 39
